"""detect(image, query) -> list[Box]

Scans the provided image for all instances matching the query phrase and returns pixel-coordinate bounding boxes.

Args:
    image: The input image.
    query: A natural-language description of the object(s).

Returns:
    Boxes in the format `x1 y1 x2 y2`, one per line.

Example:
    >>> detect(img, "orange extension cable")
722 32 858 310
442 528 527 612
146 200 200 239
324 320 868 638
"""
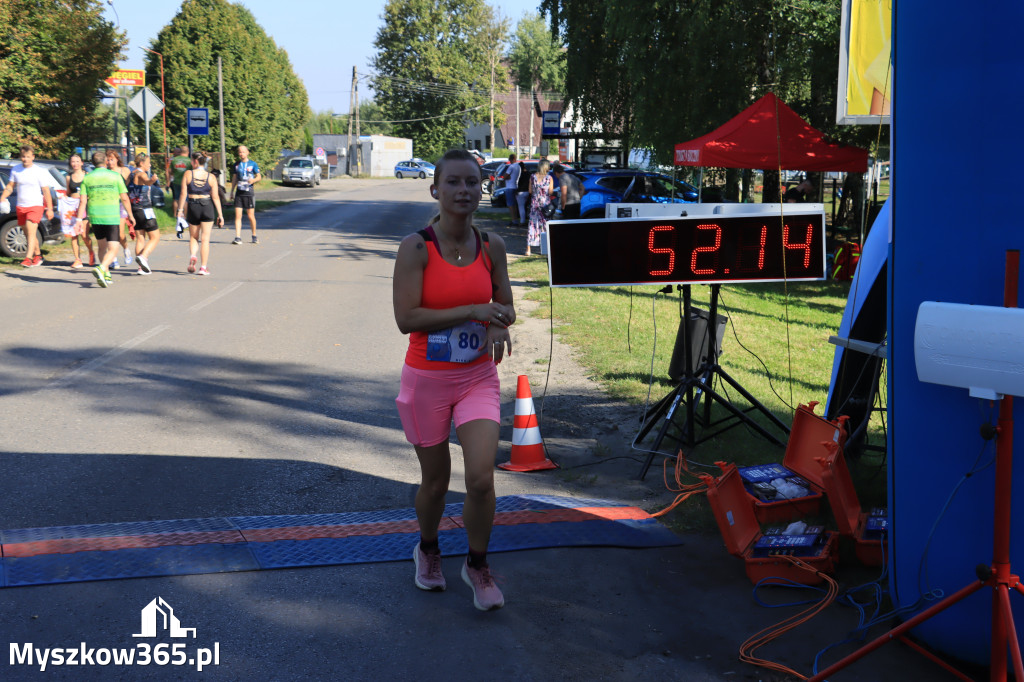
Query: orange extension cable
738 556 840 680
650 450 709 518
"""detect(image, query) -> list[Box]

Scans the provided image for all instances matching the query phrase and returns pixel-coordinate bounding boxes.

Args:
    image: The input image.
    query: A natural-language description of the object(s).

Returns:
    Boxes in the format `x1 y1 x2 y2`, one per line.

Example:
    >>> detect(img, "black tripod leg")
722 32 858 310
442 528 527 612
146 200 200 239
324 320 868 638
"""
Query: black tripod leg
636 385 680 442
638 385 689 479
714 367 791 435
694 376 786 446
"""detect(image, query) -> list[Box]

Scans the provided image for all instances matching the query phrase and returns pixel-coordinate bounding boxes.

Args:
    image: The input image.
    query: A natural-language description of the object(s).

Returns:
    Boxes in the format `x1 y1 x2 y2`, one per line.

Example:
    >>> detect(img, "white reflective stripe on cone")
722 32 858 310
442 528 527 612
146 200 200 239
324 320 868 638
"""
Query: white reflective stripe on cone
512 427 543 446
515 398 536 414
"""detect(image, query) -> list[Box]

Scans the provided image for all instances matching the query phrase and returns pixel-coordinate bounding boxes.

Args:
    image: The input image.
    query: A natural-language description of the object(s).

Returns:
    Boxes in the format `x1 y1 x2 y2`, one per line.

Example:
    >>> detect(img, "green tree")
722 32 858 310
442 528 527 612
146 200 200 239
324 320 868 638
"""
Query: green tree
145 0 310 171
507 13 565 94
309 101 394 138
541 0 876 176
0 0 125 157
371 0 501 159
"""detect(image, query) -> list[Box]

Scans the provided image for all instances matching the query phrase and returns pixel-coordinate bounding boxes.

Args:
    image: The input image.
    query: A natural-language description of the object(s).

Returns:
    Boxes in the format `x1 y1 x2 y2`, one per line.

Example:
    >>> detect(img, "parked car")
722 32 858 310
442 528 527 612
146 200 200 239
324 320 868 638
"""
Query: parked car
282 157 321 187
0 169 64 259
394 160 435 179
480 160 506 195
576 169 699 218
489 161 542 208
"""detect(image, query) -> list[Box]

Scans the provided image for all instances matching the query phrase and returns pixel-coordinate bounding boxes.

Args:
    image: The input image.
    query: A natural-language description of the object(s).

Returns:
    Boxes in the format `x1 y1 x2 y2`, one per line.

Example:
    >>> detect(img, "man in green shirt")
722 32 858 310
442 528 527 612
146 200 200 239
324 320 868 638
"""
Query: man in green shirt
169 146 190 236
76 152 135 288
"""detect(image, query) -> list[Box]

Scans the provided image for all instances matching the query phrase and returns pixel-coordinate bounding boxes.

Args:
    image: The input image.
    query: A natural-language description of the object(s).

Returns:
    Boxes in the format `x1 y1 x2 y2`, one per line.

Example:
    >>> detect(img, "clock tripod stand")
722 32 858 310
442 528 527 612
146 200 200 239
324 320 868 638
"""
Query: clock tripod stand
637 283 790 479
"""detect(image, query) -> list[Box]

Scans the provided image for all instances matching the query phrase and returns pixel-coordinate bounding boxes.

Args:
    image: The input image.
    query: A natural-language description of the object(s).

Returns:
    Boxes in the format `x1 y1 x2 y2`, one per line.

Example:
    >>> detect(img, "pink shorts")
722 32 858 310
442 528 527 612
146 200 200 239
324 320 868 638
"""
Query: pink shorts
396 361 500 447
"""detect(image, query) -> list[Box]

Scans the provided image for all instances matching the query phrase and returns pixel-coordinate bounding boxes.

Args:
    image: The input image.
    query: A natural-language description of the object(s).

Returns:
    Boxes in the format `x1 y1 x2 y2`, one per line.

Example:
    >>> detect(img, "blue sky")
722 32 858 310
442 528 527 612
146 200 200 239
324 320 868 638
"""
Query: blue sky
103 0 548 113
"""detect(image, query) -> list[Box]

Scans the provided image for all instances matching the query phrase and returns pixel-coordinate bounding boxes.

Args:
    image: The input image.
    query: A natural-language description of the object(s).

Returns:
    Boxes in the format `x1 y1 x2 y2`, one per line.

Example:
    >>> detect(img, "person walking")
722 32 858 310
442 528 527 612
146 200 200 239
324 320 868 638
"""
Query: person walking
127 153 161 275
551 162 585 219
503 153 520 226
76 152 135 288
527 159 555 256
177 151 224 275
61 153 96 269
392 149 516 611
230 145 262 244
168 146 190 237
0 145 57 267
105 150 134 269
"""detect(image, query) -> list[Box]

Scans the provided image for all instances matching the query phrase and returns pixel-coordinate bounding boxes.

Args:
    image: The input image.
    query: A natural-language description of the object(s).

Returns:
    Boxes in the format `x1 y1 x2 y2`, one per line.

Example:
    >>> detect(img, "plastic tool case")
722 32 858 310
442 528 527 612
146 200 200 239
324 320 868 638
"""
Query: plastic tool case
816 439 888 566
703 461 839 585
738 402 848 524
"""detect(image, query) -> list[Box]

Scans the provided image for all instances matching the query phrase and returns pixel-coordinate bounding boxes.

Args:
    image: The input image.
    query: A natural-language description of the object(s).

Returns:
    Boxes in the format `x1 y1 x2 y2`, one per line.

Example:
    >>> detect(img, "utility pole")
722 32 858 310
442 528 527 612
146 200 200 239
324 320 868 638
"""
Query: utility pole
347 66 356 176
218 56 226 173
354 66 361 176
515 85 520 156
529 90 535 155
489 59 495 154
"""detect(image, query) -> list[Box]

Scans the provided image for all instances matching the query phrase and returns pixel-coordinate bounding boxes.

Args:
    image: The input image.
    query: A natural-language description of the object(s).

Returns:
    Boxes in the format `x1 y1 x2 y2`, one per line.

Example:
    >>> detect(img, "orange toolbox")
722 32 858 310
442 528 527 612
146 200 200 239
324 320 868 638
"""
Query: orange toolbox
703 461 839 585
815 439 888 567
737 402 849 524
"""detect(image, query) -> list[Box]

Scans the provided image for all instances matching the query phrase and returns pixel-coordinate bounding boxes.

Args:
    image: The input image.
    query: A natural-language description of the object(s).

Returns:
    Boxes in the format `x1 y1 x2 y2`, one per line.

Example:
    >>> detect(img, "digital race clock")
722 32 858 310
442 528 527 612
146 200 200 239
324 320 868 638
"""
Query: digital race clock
546 210 827 287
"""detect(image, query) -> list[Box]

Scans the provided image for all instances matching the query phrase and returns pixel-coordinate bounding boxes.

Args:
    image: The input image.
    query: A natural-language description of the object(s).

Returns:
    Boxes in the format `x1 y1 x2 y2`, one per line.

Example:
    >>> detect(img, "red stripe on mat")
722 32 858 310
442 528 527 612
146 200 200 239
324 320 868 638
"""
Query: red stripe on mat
2 507 648 558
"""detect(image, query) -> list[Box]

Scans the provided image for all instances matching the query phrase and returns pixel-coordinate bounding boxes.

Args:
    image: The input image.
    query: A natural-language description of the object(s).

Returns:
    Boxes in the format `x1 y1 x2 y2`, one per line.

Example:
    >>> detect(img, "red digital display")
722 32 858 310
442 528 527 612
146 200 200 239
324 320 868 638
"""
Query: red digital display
546 212 826 287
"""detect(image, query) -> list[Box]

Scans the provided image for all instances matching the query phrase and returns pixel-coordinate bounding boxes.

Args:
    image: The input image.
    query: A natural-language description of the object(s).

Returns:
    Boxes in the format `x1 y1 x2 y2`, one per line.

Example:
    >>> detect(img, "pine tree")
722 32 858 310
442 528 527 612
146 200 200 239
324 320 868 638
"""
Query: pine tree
146 0 310 171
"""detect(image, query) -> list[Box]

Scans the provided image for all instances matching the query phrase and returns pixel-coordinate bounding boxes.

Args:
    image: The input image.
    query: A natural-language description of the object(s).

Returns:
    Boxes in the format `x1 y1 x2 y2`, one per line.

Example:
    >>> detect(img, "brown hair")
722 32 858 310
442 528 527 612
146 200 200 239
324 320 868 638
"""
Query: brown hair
191 151 207 164
19 144 33 156
92 151 107 166
433 148 477 180
134 152 149 166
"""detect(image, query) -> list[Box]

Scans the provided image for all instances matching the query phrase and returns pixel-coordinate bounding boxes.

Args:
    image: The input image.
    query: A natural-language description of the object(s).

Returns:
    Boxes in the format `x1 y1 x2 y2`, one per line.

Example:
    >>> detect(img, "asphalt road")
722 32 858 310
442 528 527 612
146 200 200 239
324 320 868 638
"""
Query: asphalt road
0 179 963 681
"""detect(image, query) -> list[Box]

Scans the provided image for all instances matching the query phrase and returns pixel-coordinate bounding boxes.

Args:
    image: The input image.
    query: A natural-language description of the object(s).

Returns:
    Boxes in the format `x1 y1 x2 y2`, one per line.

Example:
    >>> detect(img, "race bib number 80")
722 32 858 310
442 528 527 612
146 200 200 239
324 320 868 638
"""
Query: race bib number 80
426 321 487 363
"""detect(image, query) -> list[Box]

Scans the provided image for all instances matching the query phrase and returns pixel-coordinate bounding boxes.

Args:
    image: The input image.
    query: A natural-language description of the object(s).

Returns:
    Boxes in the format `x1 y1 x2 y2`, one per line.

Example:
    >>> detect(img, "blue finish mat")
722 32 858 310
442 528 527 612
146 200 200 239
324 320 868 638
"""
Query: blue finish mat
0 495 681 588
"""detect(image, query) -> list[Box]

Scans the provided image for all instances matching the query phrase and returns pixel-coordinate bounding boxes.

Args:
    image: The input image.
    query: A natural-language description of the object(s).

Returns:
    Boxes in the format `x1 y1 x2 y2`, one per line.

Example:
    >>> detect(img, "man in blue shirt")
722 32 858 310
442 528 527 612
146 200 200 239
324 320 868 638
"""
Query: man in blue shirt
230 145 262 244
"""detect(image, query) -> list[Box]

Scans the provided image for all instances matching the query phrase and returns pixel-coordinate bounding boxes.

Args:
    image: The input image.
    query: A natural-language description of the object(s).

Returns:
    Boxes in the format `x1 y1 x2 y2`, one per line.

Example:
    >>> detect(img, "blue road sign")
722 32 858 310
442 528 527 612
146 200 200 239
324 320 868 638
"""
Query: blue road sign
187 107 209 136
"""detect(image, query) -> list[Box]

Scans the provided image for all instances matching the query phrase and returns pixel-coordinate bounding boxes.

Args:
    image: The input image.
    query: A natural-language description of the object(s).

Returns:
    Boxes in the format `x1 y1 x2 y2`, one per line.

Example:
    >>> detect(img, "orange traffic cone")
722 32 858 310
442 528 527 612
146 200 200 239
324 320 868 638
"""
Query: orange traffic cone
499 375 557 472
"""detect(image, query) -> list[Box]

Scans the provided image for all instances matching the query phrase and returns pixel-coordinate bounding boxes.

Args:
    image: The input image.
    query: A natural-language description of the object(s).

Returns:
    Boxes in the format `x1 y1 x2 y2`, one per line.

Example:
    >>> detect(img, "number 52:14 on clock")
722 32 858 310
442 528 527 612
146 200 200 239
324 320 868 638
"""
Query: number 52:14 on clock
546 212 827 287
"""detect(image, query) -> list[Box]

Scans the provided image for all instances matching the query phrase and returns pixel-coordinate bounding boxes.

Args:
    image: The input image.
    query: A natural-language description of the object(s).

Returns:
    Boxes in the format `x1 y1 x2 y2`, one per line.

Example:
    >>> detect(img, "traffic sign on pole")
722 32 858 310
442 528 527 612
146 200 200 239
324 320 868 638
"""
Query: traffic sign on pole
187 108 209 136
129 88 163 122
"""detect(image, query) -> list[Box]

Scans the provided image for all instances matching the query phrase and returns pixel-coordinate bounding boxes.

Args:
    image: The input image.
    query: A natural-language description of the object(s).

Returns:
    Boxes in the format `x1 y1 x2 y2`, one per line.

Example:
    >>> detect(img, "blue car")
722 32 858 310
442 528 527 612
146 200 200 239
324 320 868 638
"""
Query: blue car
576 169 699 218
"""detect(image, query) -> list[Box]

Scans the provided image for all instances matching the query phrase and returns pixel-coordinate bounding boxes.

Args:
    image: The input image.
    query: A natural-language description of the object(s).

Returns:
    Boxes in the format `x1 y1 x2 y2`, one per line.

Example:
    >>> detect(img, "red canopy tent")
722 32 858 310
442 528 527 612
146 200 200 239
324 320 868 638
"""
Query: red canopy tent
673 92 869 172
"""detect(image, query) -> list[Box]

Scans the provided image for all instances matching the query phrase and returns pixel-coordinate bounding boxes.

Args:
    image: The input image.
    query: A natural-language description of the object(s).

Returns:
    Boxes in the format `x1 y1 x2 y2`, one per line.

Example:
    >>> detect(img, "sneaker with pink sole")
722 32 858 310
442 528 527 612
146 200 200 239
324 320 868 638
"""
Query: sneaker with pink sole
198 266 210 276
413 543 446 591
461 559 504 610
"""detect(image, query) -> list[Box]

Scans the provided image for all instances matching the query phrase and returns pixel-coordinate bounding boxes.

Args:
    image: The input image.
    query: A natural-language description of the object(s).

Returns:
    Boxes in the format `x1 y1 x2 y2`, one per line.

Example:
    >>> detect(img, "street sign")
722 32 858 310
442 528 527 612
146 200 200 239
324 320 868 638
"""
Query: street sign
542 111 561 137
314 146 326 161
105 69 145 87
187 108 209 136
129 87 163 122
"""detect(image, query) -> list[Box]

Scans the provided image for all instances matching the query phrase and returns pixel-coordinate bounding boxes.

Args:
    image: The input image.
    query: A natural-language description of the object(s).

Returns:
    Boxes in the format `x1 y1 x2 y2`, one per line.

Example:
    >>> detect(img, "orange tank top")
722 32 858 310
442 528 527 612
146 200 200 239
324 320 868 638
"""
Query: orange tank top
405 226 494 370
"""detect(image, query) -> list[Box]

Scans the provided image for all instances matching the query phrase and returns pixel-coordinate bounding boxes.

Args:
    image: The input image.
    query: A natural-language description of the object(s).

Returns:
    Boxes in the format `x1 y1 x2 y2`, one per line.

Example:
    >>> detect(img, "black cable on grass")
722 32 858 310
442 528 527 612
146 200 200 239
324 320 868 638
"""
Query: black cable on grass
716 290 795 412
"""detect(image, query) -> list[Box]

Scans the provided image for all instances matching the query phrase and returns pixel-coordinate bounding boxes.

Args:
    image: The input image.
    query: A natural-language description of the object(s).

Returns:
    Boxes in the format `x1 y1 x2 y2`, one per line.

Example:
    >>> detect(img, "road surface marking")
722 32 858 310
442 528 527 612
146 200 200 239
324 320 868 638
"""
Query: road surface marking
259 251 292 268
187 281 244 312
49 325 170 388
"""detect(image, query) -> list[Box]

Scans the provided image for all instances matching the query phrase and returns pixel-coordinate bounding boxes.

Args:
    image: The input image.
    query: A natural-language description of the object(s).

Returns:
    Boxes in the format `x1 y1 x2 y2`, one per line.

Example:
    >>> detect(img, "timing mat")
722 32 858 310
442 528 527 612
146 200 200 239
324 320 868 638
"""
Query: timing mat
0 495 681 588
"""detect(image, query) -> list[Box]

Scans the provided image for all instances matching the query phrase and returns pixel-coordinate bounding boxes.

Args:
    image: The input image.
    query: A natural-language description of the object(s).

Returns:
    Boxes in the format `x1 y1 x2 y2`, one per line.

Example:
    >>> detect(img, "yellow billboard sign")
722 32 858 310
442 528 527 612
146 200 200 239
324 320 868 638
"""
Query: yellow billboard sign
105 69 145 87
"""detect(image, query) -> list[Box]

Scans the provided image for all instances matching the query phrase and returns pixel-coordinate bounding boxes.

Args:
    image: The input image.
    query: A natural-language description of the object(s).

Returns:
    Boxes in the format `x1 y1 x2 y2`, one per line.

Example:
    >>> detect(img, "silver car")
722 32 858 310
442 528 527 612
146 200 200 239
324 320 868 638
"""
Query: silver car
282 157 321 187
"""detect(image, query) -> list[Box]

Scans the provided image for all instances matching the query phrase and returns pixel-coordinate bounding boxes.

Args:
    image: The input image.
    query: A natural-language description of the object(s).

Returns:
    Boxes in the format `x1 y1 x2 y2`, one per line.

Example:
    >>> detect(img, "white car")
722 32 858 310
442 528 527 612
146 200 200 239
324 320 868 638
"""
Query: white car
282 157 321 187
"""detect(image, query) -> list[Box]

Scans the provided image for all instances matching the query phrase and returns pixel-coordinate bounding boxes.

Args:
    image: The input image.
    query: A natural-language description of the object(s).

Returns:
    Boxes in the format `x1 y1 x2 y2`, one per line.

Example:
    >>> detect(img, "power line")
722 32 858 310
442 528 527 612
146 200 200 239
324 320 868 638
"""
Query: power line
331 104 487 124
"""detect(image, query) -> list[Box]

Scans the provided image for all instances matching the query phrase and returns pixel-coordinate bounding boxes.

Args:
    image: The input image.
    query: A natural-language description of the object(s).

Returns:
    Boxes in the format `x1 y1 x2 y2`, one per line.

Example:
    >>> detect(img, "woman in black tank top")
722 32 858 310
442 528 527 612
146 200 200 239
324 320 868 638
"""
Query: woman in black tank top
178 151 224 275
65 153 95 268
